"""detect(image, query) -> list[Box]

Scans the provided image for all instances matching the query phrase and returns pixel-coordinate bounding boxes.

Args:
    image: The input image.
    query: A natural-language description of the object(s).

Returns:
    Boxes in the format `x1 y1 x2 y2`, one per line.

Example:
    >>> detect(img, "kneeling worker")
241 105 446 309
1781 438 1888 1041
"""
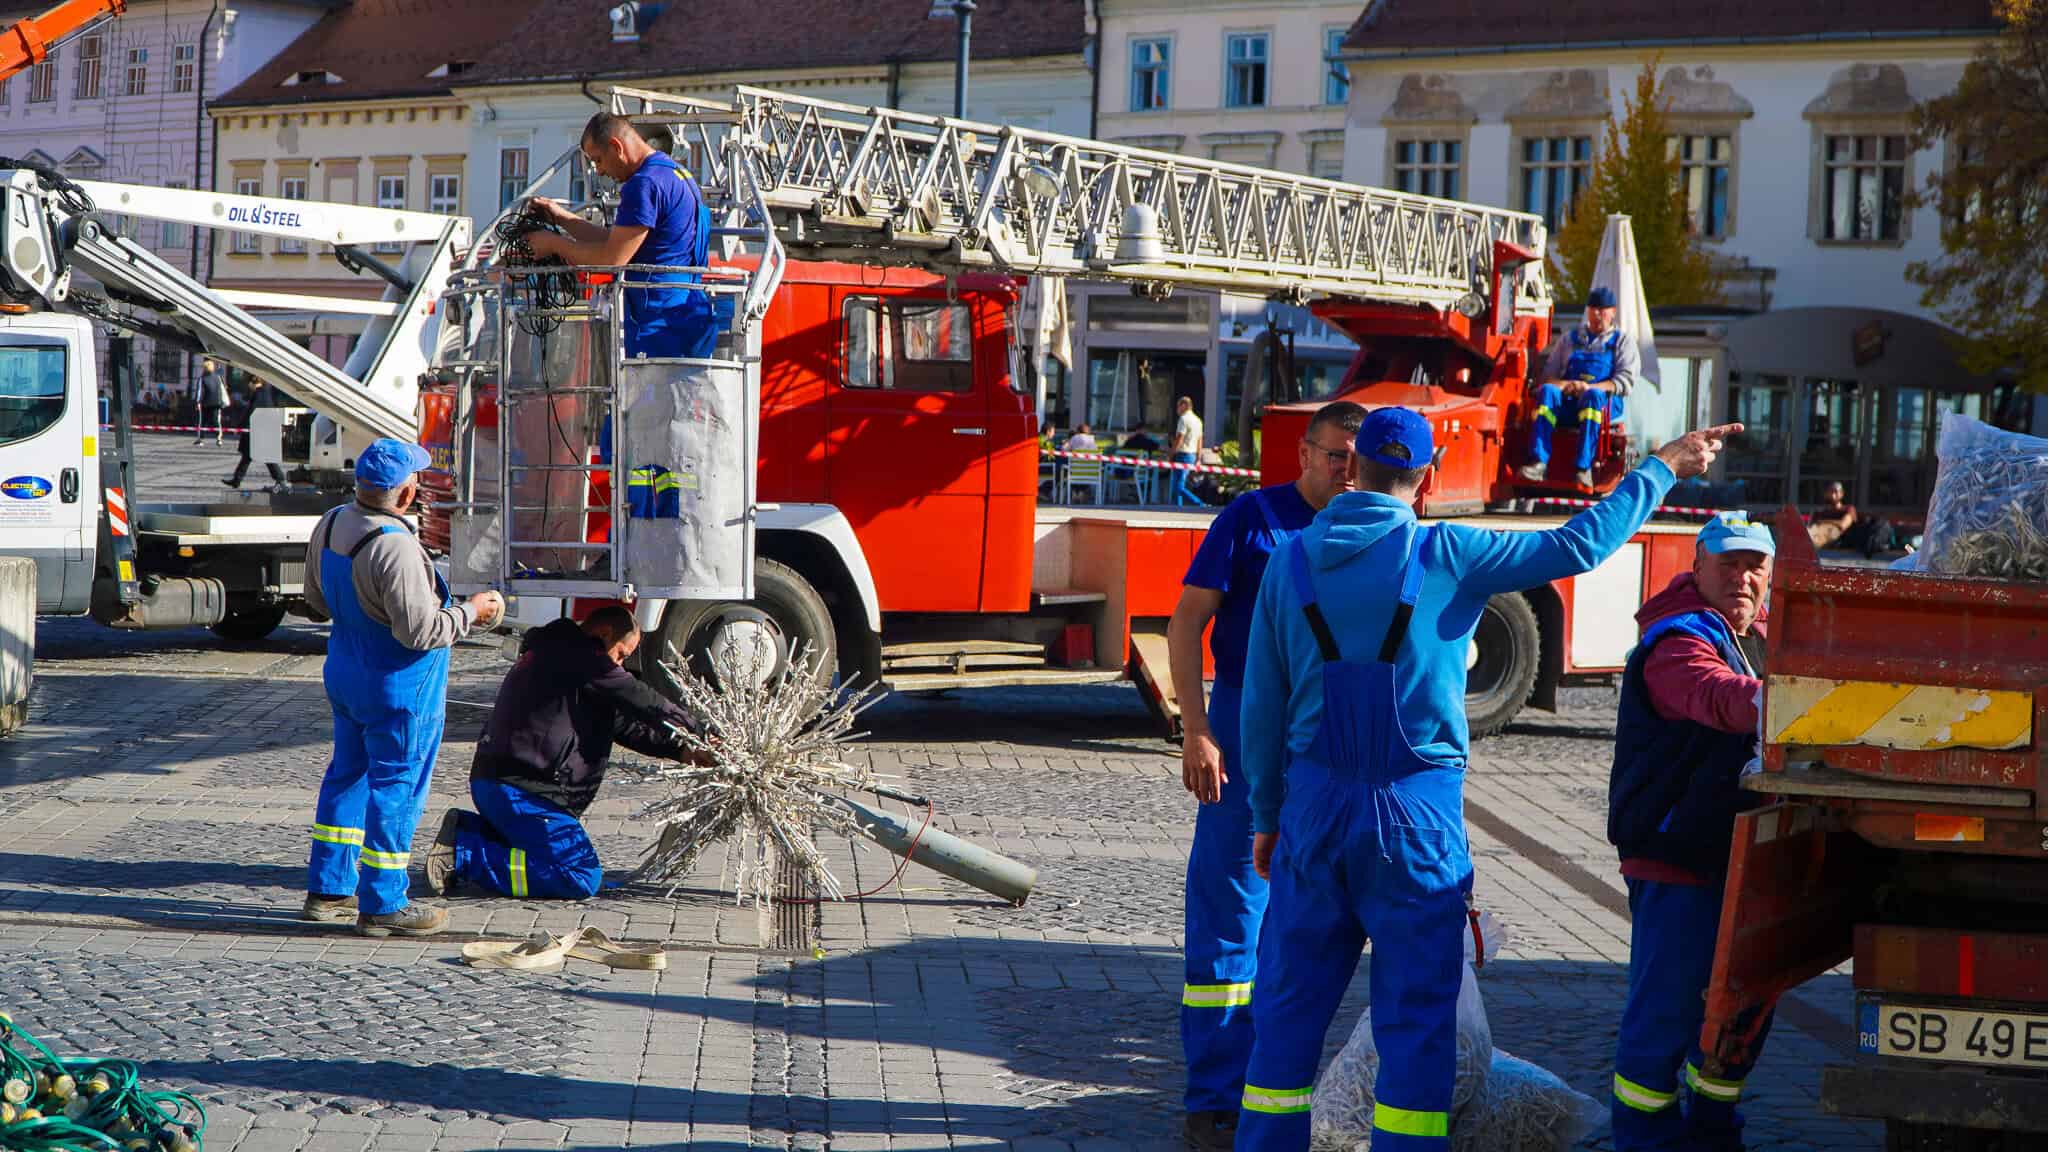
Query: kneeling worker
424 607 697 900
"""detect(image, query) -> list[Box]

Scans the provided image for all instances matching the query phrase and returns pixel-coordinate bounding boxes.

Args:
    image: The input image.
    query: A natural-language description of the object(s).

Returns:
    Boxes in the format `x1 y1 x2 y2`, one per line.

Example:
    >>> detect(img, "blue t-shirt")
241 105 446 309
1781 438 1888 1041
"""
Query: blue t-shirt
616 152 714 358
1182 482 1316 688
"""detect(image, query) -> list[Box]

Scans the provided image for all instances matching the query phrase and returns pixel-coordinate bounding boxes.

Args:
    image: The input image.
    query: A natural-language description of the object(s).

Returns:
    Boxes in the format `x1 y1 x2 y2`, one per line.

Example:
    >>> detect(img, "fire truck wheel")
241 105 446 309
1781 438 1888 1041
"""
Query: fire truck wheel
1465 592 1539 740
210 603 289 646
657 558 836 693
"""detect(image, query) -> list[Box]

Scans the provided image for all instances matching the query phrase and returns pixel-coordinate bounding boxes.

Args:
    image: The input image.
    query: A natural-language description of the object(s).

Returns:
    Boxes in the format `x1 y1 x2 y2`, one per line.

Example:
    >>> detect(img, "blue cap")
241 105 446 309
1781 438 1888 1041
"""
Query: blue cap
1697 511 1776 557
1353 406 1435 471
355 438 433 489
1586 286 1617 309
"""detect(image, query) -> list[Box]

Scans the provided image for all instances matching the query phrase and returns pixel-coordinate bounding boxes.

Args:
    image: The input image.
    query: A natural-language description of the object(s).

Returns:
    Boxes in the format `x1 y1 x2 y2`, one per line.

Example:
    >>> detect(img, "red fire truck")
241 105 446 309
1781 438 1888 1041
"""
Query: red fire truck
422 86 1710 737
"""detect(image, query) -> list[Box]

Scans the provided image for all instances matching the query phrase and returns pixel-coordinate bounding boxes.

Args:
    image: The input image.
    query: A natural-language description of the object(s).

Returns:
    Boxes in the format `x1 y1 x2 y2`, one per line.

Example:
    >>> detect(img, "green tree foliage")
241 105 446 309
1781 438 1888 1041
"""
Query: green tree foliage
1550 62 1724 308
1907 0 2048 391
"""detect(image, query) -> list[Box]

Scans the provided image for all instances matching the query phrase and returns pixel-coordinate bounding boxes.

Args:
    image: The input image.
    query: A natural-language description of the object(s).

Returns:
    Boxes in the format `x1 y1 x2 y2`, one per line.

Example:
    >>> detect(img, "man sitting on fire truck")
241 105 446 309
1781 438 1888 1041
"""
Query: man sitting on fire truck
1518 285 1640 489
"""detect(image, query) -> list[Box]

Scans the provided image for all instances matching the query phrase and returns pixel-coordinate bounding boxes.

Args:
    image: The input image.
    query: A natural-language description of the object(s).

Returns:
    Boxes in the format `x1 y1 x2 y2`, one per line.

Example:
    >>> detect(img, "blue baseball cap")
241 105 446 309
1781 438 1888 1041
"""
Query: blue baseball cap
355 438 433 489
1586 286 1617 309
1697 511 1776 557
1353 406 1435 471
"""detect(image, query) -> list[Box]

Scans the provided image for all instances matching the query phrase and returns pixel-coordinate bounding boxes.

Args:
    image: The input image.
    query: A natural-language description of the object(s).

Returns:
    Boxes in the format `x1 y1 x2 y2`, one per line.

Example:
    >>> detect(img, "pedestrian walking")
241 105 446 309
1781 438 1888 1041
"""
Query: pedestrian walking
1167 400 1364 1151
300 439 504 936
1608 512 1777 1152
223 377 288 490
195 359 229 445
1233 408 1740 1152
1171 396 1204 507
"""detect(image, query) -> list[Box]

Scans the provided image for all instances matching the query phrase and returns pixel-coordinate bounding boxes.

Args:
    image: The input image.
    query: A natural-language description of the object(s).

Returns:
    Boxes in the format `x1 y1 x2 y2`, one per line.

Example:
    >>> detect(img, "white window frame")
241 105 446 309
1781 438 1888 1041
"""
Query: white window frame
1515 130 1597 230
374 174 406 252
498 146 530 210
1129 37 1170 113
428 172 460 216
231 177 261 252
1669 128 1736 239
27 57 55 103
73 33 102 100
123 46 146 96
1390 134 1466 199
172 43 196 93
1815 129 1911 246
276 176 308 253
1224 32 1269 110
1323 27 1350 107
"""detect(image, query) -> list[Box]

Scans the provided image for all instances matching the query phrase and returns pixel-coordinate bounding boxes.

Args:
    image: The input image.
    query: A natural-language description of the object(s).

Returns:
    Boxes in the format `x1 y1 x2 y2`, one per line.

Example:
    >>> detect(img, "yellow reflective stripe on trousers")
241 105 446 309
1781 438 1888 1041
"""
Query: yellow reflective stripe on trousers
1581 406 1606 424
1684 1062 1744 1102
1613 1073 1678 1113
359 847 411 870
509 848 529 898
1241 1084 1313 1115
1373 1103 1448 1138
310 823 365 847
1181 981 1253 1008
1535 405 1556 423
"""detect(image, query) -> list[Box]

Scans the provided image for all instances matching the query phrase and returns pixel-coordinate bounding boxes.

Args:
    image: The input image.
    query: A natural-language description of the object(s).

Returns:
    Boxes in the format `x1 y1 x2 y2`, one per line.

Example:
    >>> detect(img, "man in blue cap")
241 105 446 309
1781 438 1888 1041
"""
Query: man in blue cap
1520 285 1640 489
1233 406 1739 1152
1607 511 1776 1152
300 438 504 936
1166 400 1366 1151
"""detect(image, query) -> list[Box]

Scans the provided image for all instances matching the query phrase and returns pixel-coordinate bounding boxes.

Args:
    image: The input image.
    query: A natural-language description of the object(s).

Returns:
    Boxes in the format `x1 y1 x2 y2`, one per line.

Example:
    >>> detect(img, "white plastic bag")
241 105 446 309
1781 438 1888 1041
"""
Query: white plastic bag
1921 411 2048 580
1309 962 1492 1150
1451 1051 1606 1152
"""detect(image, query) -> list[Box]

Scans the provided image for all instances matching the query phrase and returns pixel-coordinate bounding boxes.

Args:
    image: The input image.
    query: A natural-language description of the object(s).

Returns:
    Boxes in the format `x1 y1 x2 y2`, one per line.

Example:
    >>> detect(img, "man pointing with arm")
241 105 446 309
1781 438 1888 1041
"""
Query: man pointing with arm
1232 410 1739 1152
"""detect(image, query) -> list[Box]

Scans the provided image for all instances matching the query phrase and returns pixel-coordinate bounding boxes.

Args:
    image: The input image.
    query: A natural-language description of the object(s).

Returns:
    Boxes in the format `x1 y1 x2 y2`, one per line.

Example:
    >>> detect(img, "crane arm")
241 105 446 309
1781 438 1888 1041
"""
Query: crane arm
0 0 124 81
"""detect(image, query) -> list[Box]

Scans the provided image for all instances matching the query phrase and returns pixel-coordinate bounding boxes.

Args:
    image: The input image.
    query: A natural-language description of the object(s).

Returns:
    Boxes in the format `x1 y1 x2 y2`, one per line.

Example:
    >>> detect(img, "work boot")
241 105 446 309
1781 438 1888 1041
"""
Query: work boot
1516 460 1549 484
1576 468 1596 489
221 475 242 489
1182 1110 1237 1151
300 893 358 923
355 903 449 938
421 810 462 896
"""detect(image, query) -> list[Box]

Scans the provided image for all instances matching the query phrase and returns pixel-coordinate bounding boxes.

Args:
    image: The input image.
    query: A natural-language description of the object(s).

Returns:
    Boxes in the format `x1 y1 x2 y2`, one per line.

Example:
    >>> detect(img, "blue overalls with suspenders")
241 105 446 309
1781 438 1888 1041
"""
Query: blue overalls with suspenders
1530 327 1625 472
306 511 453 916
1237 524 1471 1152
1184 487 1303 1114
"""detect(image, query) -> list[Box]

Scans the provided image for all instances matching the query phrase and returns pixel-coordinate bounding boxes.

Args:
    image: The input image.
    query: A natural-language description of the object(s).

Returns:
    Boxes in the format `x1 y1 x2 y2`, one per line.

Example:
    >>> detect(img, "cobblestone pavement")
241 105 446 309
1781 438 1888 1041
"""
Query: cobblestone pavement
3 461 1881 1150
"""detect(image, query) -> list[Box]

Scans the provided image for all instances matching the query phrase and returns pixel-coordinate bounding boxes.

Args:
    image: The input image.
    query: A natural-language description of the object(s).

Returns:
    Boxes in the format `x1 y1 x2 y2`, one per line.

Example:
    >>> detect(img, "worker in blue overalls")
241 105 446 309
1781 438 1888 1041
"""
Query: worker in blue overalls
1519 285 1641 489
1235 408 1741 1151
301 439 504 937
1167 401 1368 1152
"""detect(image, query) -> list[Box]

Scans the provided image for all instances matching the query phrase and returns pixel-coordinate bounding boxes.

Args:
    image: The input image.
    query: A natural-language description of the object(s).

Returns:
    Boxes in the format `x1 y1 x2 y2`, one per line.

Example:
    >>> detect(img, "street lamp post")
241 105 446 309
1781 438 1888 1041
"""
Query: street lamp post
952 0 975 119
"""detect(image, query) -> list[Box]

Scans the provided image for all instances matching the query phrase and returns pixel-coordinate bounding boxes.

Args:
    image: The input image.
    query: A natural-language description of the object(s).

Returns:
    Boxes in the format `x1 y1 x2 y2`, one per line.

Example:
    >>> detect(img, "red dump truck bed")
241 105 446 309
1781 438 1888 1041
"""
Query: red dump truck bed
1699 510 2048 1147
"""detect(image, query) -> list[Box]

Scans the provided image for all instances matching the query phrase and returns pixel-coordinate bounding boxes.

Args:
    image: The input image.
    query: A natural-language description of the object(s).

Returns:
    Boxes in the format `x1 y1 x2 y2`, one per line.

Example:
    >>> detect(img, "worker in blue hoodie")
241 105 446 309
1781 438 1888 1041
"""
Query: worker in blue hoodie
1608 511 1776 1152
1233 406 1741 1152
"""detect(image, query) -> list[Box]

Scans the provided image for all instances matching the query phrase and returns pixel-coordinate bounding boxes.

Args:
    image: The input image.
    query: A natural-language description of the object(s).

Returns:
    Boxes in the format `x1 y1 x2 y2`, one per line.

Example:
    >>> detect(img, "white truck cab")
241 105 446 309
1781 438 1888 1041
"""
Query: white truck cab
0 312 98 614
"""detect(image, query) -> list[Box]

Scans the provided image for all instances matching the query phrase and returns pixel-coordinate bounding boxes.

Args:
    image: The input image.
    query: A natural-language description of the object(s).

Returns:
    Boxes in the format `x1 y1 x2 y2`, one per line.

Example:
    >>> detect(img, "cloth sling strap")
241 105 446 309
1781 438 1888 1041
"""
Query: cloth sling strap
1289 524 1437 665
322 505 412 560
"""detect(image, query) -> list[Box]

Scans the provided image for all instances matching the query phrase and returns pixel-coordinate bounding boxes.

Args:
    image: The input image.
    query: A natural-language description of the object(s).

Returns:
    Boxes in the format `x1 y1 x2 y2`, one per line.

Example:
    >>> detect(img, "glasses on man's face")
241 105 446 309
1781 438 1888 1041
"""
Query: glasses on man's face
1302 439 1350 468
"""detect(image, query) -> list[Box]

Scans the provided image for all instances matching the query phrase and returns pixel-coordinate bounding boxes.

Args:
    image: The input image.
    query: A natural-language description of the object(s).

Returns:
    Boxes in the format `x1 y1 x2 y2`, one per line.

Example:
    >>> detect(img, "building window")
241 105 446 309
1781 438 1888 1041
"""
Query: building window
1308 139 1344 181
172 43 196 93
276 177 308 253
73 34 102 99
1393 138 1461 198
1518 134 1594 229
27 58 54 103
1323 28 1349 106
0 76 10 107
160 182 188 248
149 341 183 386
375 174 406 253
1225 33 1267 109
1671 133 1732 238
1822 133 1906 242
498 147 529 209
123 47 146 96
843 297 972 392
231 177 261 252
1130 38 1169 112
429 172 460 215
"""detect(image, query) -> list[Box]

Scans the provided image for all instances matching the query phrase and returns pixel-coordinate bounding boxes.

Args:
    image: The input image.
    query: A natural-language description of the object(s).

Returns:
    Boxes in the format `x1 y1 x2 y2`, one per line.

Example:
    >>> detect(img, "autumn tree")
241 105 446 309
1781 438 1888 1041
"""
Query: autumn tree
1550 62 1723 308
1907 0 2048 391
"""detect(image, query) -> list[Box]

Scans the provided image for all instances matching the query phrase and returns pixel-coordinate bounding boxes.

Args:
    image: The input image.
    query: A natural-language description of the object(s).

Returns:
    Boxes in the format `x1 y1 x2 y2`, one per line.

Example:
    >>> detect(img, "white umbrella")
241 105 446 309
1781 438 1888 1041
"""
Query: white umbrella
1591 213 1660 387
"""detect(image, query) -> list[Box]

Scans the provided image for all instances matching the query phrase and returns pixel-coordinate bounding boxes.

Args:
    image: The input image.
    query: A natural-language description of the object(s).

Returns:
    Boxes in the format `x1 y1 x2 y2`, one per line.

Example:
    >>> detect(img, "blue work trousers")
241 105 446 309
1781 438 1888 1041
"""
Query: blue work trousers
451 777 605 900
1612 877 1775 1152
1529 384 1624 471
1182 680 1269 1113
308 703 443 914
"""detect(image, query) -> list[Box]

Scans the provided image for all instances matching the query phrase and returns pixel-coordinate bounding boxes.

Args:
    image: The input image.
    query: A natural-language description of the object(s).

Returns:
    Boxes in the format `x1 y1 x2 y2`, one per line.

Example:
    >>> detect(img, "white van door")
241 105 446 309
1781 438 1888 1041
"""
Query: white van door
0 314 100 614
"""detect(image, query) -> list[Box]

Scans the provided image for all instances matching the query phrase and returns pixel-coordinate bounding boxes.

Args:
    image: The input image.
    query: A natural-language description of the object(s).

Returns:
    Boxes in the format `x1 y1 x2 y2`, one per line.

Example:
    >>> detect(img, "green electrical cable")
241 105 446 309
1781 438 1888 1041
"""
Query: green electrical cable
0 1012 204 1152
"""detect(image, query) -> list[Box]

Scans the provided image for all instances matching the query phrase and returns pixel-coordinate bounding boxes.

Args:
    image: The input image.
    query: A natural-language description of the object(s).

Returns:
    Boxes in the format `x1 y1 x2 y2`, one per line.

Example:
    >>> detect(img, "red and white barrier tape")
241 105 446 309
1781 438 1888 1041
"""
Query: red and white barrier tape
101 423 248 434
1529 496 1726 518
1045 448 1262 479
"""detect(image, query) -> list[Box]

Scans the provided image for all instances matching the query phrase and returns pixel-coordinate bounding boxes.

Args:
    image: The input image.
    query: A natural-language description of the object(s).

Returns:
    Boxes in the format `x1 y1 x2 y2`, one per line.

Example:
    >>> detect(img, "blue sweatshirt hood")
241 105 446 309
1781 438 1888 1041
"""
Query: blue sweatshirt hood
1302 490 1416 571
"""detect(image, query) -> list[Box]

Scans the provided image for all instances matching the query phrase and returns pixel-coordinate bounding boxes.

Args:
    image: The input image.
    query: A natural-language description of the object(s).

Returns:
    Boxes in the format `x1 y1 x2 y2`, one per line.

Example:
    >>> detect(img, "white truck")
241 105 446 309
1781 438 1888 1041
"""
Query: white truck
0 159 468 733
